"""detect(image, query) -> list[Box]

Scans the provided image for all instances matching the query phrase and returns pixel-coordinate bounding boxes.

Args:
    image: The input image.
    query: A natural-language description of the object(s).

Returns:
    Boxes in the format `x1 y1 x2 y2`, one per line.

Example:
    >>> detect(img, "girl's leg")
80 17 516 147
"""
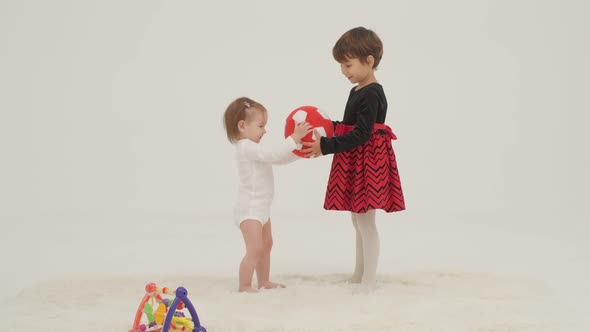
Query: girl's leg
256 219 286 289
239 219 264 292
351 213 364 283
354 209 379 289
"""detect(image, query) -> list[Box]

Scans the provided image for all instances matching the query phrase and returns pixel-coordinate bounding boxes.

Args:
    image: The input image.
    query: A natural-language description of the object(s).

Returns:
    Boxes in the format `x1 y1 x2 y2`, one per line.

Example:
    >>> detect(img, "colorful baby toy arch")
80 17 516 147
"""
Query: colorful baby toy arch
128 282 206 332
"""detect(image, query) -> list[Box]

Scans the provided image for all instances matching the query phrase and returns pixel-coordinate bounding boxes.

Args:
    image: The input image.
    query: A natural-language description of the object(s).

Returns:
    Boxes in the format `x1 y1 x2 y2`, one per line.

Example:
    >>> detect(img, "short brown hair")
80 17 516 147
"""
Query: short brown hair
333 27 383 69
223 97 267 143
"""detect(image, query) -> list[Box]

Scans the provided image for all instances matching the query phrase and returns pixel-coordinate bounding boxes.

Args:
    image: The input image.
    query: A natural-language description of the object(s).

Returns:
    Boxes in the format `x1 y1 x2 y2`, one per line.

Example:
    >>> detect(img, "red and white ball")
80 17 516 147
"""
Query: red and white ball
284 105 334 158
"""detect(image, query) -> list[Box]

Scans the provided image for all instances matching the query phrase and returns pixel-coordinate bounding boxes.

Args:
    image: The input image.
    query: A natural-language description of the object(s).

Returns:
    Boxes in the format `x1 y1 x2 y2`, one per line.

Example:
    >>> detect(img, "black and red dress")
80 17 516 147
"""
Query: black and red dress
320 83 405 213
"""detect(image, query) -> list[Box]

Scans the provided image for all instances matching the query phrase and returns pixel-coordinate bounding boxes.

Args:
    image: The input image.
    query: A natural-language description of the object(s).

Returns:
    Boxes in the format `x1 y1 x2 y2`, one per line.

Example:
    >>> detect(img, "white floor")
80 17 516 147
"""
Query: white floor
1 208 589 331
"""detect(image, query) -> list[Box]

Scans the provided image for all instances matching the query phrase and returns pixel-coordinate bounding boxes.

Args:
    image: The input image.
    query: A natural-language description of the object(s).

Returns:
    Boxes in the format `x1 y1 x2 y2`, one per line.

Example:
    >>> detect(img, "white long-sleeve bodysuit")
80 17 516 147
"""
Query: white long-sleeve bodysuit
233 136 299 226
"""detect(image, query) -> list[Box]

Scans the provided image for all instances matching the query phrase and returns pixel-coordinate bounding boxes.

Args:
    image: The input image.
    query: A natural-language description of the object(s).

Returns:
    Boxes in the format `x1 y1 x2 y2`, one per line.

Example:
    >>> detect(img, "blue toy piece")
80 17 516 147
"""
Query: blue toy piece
162 287 207 332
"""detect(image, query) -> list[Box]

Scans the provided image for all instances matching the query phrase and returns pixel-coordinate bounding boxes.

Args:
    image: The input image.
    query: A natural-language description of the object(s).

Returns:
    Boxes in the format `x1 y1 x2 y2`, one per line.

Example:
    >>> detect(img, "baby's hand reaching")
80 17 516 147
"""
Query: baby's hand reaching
290 122 313 143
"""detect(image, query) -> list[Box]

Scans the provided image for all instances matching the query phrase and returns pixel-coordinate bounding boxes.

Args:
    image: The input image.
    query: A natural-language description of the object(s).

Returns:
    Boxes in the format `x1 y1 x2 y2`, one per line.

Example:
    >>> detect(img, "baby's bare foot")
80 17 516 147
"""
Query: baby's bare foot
258 281 286 289
239 286 258 293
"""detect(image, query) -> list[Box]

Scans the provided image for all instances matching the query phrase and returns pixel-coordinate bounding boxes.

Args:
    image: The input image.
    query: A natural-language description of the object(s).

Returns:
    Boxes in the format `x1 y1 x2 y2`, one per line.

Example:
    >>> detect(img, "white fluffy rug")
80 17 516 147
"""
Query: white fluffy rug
2 271 587 332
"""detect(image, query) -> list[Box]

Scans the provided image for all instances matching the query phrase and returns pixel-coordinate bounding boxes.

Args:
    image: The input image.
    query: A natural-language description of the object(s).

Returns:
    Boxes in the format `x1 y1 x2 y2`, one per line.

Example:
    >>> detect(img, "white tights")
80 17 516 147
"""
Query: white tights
351 209 379 288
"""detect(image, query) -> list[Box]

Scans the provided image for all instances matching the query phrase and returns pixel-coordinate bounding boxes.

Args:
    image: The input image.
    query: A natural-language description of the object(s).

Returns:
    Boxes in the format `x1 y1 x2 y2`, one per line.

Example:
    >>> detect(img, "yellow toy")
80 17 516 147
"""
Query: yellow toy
127 282 206 332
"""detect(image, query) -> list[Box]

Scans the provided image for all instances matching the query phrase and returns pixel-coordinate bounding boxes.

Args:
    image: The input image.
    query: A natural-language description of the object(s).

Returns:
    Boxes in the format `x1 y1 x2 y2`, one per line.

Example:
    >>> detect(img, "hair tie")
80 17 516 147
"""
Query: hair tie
244 101 251 109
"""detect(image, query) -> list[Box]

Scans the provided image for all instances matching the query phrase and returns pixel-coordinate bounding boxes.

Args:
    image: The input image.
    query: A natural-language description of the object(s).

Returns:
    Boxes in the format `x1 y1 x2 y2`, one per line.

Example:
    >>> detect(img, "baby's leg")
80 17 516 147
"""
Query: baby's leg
354 209 379 289
351 213 364 283
257 219 286 289
239 219 264 292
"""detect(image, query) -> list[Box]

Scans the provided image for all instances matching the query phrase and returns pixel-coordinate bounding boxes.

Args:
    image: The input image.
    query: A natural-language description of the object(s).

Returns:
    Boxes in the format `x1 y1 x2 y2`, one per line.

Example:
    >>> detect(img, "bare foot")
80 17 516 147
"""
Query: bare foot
239 286 258 293
352 283 377 294
350 274 362 284
258 281 286 289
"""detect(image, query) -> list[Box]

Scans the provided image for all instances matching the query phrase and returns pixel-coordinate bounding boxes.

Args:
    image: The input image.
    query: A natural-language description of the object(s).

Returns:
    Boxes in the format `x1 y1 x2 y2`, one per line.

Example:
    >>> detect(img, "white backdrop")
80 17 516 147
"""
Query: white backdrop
1 0 589 295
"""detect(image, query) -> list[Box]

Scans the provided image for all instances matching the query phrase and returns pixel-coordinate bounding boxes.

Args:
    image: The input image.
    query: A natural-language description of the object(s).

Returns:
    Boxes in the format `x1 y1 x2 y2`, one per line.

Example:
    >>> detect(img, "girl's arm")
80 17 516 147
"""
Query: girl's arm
319 89 379 155
273 150 300 165
240 137 298 163
240 122 312 163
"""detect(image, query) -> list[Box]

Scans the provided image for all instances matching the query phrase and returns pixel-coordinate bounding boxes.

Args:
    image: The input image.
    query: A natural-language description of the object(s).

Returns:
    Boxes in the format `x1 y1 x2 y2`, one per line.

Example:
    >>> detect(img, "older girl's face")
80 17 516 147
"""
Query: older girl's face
339 56 374 87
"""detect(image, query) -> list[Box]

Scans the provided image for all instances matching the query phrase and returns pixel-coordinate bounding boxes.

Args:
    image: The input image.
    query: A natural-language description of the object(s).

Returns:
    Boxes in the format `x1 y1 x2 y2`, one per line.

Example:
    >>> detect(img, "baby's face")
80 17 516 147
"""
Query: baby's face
240 109 267 143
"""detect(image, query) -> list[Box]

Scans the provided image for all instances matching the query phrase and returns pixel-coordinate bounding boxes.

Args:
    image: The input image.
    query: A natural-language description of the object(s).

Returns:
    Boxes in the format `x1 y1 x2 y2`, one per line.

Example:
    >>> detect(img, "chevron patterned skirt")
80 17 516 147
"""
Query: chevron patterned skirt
323 123 405 213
